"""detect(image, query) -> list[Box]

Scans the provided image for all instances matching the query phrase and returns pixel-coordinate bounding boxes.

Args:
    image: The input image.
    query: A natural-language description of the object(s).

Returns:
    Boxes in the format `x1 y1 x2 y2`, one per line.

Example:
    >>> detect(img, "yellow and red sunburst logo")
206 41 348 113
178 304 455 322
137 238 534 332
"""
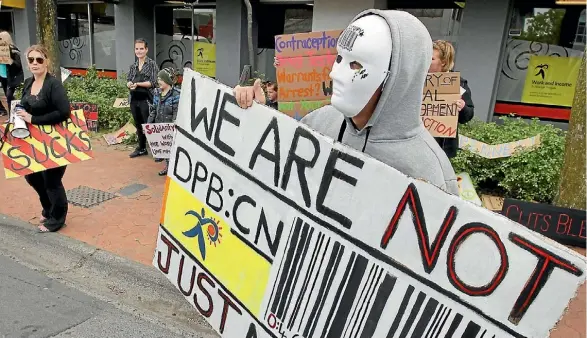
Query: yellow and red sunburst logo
182 207 223 260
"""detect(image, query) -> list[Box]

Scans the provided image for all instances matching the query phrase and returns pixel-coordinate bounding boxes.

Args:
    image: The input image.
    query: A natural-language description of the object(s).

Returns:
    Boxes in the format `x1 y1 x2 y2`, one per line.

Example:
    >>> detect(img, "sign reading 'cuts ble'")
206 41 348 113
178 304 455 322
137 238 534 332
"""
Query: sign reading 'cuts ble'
154 69 586 338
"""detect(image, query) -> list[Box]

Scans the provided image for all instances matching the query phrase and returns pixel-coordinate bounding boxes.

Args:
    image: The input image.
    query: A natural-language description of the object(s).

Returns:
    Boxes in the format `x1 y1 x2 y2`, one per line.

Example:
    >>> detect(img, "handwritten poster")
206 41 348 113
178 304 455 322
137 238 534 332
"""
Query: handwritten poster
0 109 93 179
194 42 216 78
0 44 10 64
456 172 482 206
421 72 460 138
154 69 587 338
459 134 541 159
501 198 586 248
275 30 341 119
103 122 136 145
113 98 130 108
142 123 175 159
71 102 98 132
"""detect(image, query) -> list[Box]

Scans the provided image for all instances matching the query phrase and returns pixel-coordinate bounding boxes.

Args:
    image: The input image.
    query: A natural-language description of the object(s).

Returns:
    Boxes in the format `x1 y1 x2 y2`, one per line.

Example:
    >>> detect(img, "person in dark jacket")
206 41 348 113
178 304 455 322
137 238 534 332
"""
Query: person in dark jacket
147 67 180 176
429 40 474 158
15 45 71 233
0 31 24 116
126 38 159 158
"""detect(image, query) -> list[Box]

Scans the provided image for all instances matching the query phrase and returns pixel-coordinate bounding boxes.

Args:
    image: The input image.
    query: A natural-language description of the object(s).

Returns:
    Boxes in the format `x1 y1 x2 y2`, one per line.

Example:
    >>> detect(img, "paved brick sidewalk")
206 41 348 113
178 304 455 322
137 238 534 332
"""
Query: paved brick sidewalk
0 135 165 265
0 128 584 337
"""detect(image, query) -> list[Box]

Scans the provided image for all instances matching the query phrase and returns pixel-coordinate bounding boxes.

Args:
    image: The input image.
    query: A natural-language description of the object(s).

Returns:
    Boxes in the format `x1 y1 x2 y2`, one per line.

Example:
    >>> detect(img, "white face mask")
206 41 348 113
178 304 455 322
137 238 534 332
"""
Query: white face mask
330 15 392 118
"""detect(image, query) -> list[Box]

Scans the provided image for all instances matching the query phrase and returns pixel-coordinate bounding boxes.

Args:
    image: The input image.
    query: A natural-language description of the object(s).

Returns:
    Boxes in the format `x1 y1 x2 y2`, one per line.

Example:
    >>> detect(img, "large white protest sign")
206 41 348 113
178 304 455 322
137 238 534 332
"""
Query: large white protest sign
142 123 175 159
154 69 586 338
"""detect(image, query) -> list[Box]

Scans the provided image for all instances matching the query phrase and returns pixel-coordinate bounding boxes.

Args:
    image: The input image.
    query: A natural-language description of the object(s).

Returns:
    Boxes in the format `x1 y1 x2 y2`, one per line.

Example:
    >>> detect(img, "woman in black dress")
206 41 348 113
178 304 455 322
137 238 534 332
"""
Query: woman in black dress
15 45 71 233
126 38 159 158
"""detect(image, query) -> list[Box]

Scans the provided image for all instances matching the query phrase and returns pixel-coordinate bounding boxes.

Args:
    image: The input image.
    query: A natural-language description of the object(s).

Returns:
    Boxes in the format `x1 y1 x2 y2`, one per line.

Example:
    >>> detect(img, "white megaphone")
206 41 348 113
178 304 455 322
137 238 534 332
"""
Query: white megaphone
11 104 30 139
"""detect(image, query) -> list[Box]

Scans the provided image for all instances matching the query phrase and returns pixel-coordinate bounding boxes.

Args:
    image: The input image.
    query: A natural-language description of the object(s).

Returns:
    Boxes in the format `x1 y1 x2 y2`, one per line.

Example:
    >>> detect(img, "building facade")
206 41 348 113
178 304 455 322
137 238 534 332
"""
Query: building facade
2 0 585 124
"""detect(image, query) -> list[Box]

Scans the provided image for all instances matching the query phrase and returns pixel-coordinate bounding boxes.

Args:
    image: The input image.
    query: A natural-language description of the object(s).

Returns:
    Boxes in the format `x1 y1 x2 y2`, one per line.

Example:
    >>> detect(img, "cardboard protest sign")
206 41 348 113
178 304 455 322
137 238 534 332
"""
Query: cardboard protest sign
0 44 10 64
113 98 130 108
275 30 341 119
482 195 505 212
71 102 98 132
154 69 587 338
0 109 93 179
459 134 542 159
456 172 482 206
421 72 461 138
103 122 136 145
501 199 586 248
142 123 175 159
61 67 72 83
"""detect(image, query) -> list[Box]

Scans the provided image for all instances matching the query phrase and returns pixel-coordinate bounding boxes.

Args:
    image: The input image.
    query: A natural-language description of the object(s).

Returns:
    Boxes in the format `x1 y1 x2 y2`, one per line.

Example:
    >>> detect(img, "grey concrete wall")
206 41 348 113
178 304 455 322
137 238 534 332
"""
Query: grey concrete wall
12 0 36 78
115 0 135 78
216 0 251 86
312 0 386 31
454 0 513 122
114 0 155 78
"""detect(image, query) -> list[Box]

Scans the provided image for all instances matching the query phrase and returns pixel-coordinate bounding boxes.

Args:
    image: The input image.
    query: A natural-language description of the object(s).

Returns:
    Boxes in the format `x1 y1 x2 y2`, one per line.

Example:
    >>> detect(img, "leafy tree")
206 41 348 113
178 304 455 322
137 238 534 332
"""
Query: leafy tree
519 9 565 45
555 52 586 210
36 0 61 75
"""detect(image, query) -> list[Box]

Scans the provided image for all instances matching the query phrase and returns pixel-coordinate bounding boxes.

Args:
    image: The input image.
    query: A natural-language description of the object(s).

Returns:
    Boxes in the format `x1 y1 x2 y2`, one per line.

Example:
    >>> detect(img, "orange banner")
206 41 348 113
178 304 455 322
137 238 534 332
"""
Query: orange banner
0 109 93 179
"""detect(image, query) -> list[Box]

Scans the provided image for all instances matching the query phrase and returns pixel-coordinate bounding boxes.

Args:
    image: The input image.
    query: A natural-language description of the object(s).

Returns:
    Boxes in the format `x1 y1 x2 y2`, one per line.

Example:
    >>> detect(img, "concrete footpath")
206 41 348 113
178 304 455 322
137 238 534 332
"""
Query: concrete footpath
0 213 218 338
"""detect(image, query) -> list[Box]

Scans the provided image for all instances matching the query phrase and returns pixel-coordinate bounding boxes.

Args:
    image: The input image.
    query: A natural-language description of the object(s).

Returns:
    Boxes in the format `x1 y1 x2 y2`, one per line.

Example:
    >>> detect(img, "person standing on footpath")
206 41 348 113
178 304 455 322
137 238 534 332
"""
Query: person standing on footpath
0 31 24 116
15 45 71 233
147 67 180 176
428 40 475 158
236 10 458 195
126 38 159 158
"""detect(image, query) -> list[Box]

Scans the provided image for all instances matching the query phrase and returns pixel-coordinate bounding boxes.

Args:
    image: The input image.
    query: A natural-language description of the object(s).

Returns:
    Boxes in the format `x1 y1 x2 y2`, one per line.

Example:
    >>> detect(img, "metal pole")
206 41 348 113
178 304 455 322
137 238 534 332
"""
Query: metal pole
191 1 196 70
87 3 94 67
153 5 157 66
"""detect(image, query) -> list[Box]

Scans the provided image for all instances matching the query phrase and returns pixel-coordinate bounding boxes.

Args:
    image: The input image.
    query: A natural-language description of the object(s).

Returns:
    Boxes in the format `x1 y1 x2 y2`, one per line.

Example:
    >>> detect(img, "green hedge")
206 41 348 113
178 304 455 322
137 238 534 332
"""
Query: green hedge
64 67 132 131
14 67 132 131
451 117 566 203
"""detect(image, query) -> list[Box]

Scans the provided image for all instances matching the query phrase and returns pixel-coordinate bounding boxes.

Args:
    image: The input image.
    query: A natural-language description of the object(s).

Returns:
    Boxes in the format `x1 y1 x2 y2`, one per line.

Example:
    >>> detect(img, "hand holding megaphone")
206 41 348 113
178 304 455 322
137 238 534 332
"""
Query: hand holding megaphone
12 105 31 139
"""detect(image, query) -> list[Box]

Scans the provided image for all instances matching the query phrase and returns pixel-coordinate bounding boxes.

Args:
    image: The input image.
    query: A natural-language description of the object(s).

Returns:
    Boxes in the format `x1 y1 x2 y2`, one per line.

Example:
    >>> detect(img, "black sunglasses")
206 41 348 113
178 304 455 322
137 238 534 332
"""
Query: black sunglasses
27 57 45 65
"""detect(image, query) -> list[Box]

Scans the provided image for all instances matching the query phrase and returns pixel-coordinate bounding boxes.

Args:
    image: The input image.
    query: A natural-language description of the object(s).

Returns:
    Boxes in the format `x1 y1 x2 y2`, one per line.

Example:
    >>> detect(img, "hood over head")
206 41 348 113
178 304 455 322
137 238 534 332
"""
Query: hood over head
340 9 432 140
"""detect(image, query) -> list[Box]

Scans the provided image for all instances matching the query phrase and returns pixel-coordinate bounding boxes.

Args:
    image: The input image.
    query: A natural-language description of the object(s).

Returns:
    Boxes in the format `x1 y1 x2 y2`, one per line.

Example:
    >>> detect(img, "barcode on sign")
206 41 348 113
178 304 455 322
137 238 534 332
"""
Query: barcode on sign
264 218 502 338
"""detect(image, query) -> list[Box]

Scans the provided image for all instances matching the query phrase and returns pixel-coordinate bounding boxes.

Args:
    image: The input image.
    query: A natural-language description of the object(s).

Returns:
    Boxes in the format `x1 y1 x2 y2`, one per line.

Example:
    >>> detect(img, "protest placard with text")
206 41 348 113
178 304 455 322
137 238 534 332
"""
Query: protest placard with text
103 122 136 145
0 109 93 179
113 97 130 108
421 72 460 138
71 102 99 132
154 69 586 338
275 30 341 119
142 123 175 159
0 44 10 64
459 134 542 159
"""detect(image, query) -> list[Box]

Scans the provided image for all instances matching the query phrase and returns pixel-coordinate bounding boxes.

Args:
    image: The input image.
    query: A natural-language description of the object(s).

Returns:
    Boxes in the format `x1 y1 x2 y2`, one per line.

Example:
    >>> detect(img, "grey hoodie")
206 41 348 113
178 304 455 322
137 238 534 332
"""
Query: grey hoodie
301 9 459 195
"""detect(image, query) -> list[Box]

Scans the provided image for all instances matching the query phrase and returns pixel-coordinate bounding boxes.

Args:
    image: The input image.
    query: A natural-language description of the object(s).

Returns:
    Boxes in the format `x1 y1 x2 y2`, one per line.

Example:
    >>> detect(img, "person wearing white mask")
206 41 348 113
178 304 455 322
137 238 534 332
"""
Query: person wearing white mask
234 10 458 194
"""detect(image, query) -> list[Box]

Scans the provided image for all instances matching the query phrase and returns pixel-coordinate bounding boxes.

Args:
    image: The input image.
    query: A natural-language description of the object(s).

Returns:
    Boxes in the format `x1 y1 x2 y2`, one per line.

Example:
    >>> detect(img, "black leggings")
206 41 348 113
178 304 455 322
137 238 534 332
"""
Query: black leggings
25 166 68 222
0 77 13 112
130 99 150 150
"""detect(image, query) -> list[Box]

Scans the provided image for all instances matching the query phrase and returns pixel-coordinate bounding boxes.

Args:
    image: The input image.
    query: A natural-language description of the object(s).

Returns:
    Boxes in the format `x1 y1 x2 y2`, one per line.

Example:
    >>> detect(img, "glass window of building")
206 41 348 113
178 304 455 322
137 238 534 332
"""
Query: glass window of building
57 2 116 71
57 4 92 69
155 5 216 75
495 3 585 121
92 3 116 71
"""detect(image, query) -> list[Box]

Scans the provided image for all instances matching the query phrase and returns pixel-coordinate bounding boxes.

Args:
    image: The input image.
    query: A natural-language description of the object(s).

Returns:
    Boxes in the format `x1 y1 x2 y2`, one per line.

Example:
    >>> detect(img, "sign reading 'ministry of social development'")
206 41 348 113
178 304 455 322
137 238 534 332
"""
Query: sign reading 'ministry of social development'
154 69 586 338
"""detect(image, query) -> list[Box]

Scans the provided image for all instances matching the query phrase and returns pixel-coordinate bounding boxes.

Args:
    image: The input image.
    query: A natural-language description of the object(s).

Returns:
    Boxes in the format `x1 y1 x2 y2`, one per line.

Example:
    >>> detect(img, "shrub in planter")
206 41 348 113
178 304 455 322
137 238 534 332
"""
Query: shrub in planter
450 117 566 203
64 67 132 131
13 67 132 131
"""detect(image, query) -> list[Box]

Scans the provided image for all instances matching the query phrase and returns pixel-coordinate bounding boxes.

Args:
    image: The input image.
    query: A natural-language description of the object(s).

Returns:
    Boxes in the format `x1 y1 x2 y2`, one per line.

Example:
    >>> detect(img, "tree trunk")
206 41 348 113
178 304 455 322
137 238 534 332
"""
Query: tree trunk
554 52 586 210
35 0 61 76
